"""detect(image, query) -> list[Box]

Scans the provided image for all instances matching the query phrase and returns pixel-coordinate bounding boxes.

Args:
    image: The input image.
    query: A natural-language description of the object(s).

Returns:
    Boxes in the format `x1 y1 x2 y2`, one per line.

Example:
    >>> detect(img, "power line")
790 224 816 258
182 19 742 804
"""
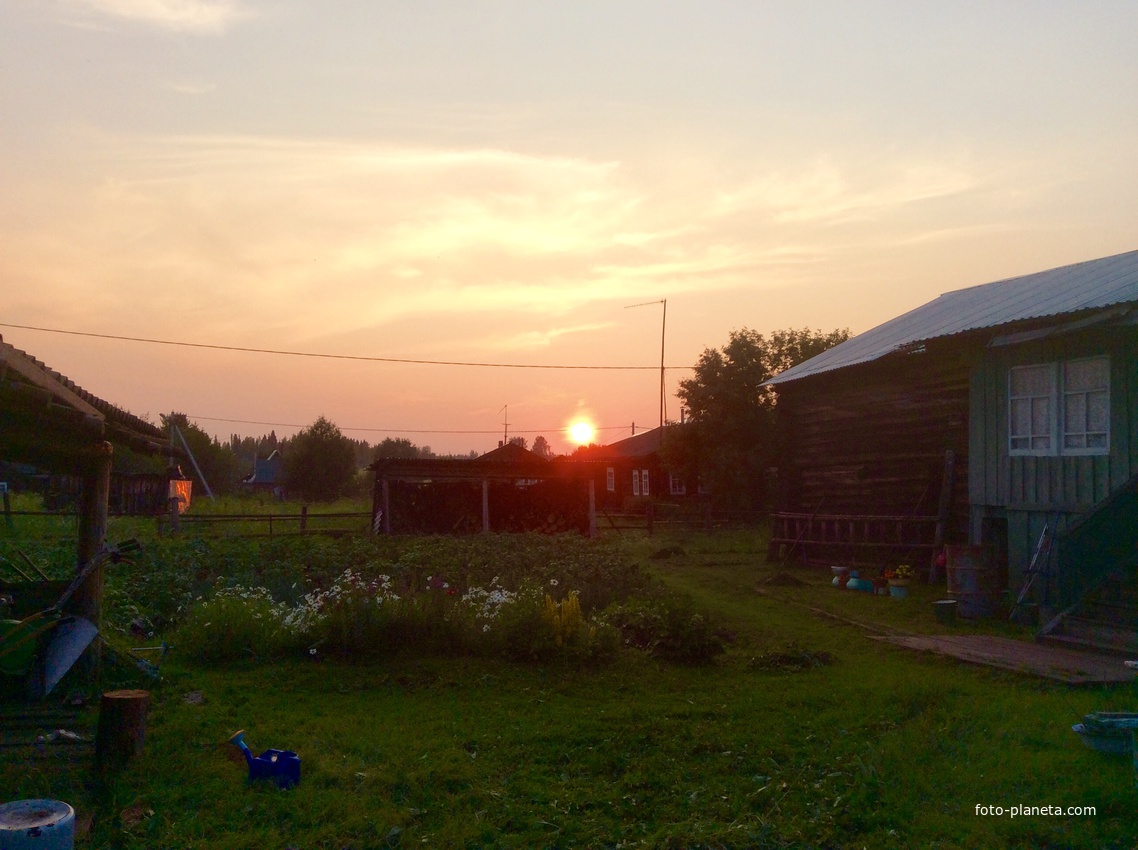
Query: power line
0 322 695 371
185 414 633 436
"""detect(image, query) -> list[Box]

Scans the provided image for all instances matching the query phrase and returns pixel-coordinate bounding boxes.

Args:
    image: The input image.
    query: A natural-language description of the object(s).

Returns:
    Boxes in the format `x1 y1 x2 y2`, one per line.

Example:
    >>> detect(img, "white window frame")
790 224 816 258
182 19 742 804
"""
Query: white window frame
1008 356 1110 457
1062 356 1111 454
1009 363 1056 455
606 467 615 492
631 470 640 496
669 473 686 496
640 469 649 496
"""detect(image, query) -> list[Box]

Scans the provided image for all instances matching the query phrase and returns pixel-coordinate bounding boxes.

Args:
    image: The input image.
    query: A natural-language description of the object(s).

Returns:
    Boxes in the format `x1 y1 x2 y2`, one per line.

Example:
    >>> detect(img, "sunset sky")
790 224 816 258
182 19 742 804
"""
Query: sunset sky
3 1 1136 455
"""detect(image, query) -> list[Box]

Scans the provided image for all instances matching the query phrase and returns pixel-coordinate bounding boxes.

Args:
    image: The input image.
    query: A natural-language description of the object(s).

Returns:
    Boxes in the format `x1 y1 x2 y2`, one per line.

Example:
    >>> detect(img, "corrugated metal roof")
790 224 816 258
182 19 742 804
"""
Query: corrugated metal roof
766 249 1138 386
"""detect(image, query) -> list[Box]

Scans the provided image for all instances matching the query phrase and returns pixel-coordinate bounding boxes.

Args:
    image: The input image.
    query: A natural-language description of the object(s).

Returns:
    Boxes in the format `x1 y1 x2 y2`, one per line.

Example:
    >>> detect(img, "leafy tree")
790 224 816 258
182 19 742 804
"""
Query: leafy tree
372 437 434 460
507 436 527 450
283 416 358 502
666 327 849 509
531 435 553 458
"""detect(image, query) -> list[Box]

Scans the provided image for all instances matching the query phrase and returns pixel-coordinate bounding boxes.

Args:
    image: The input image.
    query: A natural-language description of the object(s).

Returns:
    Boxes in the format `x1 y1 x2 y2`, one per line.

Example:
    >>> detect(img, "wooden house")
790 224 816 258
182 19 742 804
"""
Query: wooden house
764 250 1138 637
569 427 699 512
241 449 286 499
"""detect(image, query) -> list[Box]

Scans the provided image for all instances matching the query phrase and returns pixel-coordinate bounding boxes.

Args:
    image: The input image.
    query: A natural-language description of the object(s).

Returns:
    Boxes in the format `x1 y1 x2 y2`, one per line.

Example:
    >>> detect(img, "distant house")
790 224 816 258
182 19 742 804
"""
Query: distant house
764 249 1138 634
570 427 699 511
242 449 285 498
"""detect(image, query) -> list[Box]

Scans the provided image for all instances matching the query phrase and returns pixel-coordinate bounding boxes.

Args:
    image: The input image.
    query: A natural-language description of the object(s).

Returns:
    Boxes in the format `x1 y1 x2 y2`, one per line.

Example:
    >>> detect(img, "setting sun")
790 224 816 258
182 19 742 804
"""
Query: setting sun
569 421 595 444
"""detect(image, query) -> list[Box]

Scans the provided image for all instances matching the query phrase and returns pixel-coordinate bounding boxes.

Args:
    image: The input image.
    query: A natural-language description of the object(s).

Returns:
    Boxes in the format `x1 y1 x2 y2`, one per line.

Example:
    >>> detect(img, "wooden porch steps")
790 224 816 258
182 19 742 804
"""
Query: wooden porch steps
1038 574 1138 657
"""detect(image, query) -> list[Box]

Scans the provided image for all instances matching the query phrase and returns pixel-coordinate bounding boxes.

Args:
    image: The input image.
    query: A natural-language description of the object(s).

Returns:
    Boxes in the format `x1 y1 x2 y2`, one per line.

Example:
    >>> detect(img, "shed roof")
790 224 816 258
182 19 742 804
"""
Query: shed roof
0 334 171 468
369 441 589 482
766 249 1138 386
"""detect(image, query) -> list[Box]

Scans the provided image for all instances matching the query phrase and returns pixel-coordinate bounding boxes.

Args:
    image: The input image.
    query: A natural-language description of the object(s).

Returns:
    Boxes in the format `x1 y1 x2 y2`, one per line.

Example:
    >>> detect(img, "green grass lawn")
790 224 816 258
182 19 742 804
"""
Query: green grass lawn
4 527 1137 848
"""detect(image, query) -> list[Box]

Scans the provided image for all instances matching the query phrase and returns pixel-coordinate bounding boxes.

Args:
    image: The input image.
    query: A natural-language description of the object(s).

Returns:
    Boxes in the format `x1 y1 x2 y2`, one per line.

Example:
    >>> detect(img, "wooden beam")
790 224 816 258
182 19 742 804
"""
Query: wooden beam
73 442 113 671
928 449 956 584
0 342 105 420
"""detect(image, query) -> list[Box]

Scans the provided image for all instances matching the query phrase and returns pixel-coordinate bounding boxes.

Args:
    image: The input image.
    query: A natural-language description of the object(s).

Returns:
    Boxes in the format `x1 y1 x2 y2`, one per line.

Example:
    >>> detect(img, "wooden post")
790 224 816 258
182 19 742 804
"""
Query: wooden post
167 496 180 535
646 501 654 536
481 479 490 533
96 689 150 772
371 477 382 535
74 442 112 631
300 505 308 535
587 479 597 539
2 487 10 528
928 450 956 584
382 478 391 534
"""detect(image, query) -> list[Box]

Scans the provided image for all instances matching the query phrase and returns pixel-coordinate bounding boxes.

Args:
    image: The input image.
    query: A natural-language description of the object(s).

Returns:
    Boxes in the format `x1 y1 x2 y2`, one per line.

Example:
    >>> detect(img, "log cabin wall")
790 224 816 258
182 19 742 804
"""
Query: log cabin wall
773 342 971 523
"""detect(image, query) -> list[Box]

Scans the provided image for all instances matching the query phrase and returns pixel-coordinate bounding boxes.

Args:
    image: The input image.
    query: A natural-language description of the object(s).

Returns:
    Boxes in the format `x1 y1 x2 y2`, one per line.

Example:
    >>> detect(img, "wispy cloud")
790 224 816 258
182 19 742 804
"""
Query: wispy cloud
475 323 617 351
163 80 218 95
2 131 1004 353
712 155 979 225
66 0 249 34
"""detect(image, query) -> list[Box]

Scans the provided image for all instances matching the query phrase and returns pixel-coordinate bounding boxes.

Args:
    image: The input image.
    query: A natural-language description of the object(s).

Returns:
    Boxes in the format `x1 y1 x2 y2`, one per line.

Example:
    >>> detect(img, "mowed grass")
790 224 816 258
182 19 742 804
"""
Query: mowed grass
5 529 1138 848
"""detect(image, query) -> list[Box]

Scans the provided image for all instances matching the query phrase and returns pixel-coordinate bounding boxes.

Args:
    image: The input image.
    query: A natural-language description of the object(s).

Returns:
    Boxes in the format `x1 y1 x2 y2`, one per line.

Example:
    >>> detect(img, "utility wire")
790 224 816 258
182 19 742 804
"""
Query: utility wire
187 414 633 436
0 322 695 371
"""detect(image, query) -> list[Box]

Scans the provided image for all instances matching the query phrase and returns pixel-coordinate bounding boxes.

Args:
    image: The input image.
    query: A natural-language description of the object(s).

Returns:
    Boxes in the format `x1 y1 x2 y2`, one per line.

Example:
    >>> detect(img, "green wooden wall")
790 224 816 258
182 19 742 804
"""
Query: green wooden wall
967 324 1138 591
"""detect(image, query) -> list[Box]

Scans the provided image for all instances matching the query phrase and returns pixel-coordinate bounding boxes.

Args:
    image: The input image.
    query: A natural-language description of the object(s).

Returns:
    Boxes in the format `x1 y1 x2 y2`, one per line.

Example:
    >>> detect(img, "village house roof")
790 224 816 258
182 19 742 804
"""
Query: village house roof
587 427 666 460
243 449 283 485
765 249 1138 387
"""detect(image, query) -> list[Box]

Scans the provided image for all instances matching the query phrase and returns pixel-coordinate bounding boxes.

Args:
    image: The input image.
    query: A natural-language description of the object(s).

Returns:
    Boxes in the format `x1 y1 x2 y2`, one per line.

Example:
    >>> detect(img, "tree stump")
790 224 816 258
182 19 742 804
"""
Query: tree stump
95 689 150 772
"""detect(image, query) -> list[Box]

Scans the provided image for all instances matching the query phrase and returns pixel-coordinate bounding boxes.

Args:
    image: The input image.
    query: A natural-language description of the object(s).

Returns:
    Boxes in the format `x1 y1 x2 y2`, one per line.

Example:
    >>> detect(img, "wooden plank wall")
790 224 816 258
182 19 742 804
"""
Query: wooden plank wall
774 346 971 523
970 325 1138 585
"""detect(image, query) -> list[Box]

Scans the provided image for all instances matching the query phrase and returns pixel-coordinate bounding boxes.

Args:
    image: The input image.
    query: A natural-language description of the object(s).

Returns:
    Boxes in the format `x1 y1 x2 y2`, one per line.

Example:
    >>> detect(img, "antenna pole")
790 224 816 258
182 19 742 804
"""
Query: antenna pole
625 298 668 431
659 299 667 430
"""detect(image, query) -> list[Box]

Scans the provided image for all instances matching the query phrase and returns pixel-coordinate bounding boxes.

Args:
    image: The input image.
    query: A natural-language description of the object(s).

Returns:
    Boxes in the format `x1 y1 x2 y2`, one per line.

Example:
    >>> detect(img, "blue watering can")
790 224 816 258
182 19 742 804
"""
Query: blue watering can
228 730 301 789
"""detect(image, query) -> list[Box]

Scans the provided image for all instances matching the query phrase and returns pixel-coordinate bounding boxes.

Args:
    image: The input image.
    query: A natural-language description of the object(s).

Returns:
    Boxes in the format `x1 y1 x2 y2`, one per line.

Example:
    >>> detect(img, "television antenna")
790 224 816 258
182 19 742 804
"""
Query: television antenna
625 299 667 430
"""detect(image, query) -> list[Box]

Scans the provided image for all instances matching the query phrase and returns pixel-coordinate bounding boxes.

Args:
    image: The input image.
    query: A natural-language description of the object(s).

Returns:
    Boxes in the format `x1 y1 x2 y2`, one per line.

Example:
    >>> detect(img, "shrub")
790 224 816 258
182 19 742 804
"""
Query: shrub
174 586 300 663
604 595 726 664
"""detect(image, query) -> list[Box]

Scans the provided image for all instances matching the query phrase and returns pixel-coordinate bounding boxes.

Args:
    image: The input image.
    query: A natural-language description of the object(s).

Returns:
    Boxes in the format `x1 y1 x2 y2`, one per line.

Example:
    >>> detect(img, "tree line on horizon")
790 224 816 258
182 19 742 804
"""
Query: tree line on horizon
108 326 847 506
111 413 559 502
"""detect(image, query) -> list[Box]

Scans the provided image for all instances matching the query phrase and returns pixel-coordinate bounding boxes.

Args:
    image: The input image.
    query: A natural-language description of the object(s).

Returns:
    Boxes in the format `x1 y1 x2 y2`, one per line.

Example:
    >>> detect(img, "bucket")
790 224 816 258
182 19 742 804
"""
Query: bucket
933 599 957 625
0 800 75 850
945 545 1001 618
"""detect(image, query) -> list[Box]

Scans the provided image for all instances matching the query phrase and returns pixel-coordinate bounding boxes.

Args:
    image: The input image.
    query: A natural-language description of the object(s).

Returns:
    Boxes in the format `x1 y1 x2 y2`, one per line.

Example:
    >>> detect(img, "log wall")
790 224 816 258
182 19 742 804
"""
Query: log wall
773 345 971 527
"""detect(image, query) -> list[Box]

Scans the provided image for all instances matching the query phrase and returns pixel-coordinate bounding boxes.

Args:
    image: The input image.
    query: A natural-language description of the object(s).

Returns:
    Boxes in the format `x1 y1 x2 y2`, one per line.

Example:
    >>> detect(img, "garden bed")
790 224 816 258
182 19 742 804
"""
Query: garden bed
2 527 1136 848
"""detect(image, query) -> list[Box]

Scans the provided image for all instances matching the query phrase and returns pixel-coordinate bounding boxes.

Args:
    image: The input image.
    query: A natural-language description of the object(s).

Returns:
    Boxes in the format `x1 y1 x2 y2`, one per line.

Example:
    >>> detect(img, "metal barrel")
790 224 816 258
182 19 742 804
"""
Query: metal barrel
945 545 1001 618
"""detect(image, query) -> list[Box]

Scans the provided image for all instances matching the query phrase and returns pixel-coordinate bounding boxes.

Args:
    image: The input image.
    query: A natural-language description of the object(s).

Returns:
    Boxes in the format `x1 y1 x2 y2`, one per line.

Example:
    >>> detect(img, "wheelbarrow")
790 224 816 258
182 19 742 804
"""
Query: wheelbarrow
0 539 140 698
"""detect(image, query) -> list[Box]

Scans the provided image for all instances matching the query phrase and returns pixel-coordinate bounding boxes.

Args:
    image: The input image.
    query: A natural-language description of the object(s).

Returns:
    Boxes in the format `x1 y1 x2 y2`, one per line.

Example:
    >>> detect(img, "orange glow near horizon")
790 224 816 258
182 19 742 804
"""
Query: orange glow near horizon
568 421 595 444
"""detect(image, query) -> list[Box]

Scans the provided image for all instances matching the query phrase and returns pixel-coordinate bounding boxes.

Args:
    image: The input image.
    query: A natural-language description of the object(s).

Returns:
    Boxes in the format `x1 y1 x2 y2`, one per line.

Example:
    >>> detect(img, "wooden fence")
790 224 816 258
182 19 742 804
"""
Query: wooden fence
1 503 372 539
596 506 767 534
767 511 939 568
3 495 765 540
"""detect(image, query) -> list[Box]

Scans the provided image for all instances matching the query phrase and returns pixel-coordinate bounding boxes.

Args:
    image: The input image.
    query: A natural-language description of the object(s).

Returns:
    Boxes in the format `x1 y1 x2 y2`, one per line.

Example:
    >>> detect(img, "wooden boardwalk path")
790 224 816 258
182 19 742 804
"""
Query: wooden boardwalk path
875 634 1136 685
